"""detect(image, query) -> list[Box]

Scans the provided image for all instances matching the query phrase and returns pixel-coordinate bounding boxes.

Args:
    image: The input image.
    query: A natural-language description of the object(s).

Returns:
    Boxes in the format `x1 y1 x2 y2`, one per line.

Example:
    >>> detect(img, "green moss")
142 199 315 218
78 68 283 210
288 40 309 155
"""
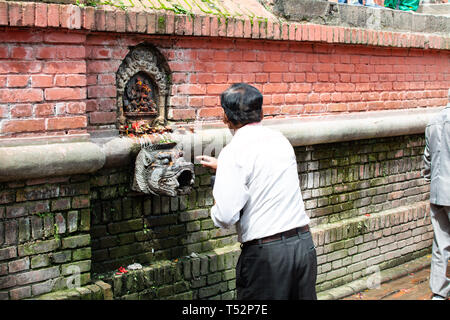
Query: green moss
158 15 166 31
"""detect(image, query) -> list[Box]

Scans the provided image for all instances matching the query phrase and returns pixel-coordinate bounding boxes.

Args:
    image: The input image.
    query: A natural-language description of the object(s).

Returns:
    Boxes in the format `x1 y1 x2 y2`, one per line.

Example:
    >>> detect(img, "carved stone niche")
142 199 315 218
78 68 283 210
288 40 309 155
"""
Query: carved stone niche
116 44 170 129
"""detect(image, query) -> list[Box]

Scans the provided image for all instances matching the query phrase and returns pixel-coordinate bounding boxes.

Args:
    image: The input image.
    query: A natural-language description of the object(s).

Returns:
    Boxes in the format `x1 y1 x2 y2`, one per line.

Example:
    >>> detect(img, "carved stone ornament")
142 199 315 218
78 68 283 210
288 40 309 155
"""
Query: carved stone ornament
132 142 195 197
116 45 170 128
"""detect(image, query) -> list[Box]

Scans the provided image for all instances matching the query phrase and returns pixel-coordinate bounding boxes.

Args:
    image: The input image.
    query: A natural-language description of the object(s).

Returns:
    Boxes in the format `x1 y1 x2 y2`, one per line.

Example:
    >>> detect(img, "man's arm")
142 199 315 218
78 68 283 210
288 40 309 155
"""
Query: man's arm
207 152 249 229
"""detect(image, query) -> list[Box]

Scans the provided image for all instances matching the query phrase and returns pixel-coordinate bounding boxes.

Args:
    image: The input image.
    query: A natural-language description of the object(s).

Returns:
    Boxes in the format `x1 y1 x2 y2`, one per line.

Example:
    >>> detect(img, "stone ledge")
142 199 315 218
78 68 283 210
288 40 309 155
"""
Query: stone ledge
317 254 431 300
0 108 443 182
0 141 105 182
0 1 448 50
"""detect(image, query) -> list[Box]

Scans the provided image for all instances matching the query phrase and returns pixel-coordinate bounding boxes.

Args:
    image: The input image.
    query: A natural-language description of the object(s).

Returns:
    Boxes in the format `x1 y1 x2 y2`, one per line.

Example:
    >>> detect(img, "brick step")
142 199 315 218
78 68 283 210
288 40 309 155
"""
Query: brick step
30 279 112 300
312 201 433 293
318 254 431 300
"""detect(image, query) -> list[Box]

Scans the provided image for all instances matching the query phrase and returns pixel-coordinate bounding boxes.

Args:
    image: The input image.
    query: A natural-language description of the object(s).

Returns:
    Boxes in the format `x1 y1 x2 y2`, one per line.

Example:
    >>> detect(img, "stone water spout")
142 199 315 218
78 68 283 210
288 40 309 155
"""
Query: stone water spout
131 135 195 197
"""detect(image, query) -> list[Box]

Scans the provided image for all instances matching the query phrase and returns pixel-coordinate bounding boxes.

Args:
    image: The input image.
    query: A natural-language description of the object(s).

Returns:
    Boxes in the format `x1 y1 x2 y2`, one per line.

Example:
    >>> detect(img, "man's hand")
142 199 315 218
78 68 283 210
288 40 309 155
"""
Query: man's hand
196 155 218 170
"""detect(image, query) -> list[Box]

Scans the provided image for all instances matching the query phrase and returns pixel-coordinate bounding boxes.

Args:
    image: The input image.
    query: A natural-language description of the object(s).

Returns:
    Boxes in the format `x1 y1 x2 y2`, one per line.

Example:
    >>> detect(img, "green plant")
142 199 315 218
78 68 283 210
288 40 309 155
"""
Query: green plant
35 212 52 218
143 222 150 235
53 223 60 241
158 137 175 144
76 0 128 10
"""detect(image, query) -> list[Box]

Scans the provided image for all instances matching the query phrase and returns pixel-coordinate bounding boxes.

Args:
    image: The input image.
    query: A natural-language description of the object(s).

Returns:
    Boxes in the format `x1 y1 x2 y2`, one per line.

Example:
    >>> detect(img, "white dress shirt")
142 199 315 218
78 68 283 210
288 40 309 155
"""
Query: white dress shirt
210 122 310 243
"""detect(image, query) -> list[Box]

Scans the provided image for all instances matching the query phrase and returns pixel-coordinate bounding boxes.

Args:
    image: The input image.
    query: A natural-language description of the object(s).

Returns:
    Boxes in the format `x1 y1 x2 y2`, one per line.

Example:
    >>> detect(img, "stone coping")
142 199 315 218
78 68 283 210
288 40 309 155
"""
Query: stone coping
0 1 448 50
0 108 442 182
272 0 450 35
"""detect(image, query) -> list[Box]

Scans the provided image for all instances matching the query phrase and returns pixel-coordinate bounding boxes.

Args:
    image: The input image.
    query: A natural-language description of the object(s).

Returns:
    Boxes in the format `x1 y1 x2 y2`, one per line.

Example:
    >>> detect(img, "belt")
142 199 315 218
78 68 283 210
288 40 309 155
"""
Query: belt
243 225 310 247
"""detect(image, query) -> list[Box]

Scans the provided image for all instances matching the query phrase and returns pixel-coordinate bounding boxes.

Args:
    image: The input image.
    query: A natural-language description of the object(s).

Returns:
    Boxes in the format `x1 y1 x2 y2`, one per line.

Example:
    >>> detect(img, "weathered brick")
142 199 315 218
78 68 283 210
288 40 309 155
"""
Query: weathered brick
0 275 16 290
4 220 17 245
30 254 50 269
72 196 90 209
61 234 90 249
15 266 60 286
61 260 91 276
95 280 113 300
107 219 142 235
0 246 17 261
18 239 60 256
9 286 31 300
50 250 71 264
51 198 71 211
8 257 30 273
54 212 66 234
18 218 30 243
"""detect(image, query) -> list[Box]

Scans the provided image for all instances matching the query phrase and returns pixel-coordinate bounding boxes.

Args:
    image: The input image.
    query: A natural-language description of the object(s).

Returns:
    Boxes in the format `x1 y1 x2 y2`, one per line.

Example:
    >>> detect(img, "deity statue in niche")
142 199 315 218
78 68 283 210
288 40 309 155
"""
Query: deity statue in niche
123 72 157 115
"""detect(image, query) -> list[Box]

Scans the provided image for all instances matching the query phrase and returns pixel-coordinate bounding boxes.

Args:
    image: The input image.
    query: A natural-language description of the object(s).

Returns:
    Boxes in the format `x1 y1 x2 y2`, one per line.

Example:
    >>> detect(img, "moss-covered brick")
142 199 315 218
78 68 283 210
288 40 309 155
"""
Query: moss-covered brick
18 239 60 256
207 272 222 285
61 234 90 249
61 260 91 276
51 198 71 211
72 196 90 209
186 221 201 232
0 190 15 205
95 280 113 300
79 209 90 232
108 243 143 259
100 187 118 200
157 284 174 298
15 266 60 286
16 185 59 202
106 219 143 234
122 198 133 219
179 209 209 222
55 212 66 234
146 214 177 227
173 281 189 294
18 218 30 243
0 246 17 261
59 182 89 197
73 247 91 261
43 215 54 238
223 269 236 281
198 282 227 299
31 254 50 269
170 197 179 212
75 286 92 300
67 211 78 233
50 250 72 264
109 172 127 185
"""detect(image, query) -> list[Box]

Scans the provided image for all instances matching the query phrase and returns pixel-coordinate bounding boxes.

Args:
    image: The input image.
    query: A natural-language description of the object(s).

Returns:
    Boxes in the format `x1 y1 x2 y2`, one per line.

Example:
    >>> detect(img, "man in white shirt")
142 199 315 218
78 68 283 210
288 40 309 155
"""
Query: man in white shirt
197 83 317 300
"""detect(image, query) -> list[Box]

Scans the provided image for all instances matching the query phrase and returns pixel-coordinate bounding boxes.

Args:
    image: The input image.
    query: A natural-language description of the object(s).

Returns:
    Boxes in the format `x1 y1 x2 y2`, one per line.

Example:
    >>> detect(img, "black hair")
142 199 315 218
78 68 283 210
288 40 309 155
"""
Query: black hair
220 83 263 126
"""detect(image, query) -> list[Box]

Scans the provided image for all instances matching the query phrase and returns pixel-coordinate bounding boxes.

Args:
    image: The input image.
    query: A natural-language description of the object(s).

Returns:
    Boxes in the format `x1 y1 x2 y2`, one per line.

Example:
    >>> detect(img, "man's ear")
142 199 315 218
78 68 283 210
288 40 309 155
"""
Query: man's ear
223 113 231 126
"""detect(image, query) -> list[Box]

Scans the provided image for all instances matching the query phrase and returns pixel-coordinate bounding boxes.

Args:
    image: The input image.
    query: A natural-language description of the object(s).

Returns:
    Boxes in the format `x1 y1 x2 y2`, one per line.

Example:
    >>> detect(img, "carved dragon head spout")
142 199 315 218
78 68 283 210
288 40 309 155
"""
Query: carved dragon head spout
132 142 195 197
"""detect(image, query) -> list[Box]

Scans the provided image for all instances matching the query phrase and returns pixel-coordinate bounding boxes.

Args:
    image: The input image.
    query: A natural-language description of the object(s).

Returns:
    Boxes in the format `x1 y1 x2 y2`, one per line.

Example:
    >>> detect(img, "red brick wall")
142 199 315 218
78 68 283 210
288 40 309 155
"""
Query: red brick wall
0 30 88 138
0 27 449 139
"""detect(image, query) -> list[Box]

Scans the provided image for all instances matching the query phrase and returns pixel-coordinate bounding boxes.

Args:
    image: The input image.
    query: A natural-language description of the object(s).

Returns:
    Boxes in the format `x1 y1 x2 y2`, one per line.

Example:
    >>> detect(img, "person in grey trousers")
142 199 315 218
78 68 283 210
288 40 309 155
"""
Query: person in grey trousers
423 102 450 300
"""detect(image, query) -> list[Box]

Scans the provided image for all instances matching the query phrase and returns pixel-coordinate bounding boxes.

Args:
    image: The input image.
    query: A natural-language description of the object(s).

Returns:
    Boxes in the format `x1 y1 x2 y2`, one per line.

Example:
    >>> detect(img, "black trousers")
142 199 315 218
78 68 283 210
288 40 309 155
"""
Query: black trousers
236 230 317 300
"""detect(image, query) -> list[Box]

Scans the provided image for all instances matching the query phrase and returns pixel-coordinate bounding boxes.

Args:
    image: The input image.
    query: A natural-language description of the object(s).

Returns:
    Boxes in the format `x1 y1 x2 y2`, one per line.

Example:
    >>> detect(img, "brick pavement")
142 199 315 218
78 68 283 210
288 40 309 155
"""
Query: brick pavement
342 260 450 300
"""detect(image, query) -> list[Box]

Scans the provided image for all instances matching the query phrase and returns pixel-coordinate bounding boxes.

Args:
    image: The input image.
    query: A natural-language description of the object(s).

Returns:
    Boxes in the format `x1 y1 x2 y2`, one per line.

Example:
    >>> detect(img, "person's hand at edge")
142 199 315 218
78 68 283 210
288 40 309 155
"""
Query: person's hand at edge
196 155 218 170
